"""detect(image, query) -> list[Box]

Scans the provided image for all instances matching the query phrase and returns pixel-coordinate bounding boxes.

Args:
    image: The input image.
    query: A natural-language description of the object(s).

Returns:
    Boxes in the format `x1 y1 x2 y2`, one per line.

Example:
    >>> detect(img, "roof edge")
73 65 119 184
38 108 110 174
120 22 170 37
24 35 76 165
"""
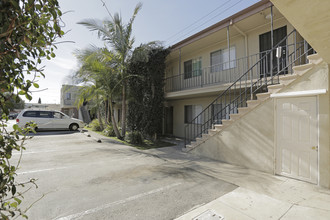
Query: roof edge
170 0 272 50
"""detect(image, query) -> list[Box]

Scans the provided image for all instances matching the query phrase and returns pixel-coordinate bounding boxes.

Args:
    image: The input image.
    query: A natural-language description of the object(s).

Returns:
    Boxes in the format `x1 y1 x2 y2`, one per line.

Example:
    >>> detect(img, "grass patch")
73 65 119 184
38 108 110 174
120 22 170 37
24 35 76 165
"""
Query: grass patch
84 127 174 150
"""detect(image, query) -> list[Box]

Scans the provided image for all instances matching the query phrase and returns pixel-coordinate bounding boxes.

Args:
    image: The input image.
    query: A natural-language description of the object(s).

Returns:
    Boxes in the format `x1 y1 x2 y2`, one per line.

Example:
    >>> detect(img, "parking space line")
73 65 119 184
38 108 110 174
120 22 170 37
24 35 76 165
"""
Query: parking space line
12 150 58 156
55 182 182 220
17 167 69 175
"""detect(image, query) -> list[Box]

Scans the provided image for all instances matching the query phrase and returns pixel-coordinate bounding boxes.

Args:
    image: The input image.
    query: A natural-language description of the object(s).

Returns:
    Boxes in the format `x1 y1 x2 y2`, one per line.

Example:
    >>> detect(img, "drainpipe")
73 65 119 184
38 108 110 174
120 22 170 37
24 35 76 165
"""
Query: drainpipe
227 25 230 82
270 5 274 84
233 24 249 69
179 48 181 75
179 48 182 89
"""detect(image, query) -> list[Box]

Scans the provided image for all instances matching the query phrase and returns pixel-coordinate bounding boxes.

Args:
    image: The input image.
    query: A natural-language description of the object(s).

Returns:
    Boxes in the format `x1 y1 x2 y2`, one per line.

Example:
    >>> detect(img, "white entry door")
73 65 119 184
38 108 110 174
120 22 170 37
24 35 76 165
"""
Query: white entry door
276 96 318 184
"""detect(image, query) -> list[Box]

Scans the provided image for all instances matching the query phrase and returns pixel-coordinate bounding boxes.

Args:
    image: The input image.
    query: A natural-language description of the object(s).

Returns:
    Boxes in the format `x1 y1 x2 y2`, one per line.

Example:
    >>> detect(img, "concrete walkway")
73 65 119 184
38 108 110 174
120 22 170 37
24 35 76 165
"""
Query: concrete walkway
174 158 330 220
85 132 330 220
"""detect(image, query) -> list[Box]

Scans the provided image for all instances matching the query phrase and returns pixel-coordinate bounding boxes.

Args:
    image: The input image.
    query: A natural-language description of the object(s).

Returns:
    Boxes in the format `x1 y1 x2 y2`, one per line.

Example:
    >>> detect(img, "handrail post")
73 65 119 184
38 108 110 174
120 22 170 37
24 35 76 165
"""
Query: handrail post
250 69 253 100
294 29 297 61
304 39 308 63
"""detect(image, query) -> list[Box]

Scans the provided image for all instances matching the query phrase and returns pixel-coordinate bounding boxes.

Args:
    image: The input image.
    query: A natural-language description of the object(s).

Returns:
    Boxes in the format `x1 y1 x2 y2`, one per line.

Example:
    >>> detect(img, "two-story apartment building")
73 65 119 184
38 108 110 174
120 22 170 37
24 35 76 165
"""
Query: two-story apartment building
164 0 330 189
164 0 306 138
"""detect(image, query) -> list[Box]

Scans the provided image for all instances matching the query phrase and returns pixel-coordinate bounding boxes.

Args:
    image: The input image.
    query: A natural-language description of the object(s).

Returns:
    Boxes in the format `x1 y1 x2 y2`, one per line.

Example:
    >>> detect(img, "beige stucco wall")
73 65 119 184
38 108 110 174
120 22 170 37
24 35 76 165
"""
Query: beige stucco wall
276 62 330 188
167 96 217 138
189 61 330 188
191 99 275 173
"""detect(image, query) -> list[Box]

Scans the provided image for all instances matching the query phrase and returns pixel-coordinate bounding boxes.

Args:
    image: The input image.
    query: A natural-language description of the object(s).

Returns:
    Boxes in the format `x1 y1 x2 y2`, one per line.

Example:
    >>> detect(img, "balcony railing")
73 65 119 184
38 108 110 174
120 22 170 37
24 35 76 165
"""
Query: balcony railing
184 30 316 147
165 41 307 93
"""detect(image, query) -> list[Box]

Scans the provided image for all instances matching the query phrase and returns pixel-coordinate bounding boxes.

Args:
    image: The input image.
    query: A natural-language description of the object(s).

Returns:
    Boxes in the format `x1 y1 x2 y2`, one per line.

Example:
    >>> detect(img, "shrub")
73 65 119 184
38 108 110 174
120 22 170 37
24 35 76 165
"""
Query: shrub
126 131 144 145
89 119 103 131
103 124 115 137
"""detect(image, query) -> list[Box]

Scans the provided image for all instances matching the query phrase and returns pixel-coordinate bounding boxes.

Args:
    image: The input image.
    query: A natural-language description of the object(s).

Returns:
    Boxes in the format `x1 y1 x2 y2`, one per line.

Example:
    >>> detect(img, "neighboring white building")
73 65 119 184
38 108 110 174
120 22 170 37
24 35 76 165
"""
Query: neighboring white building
25 103 61 111
60 85 91 123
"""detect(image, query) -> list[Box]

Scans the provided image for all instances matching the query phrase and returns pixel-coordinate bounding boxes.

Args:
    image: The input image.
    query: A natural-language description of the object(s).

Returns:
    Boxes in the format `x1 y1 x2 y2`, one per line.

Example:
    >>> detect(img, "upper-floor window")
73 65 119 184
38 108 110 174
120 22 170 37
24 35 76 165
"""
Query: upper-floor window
65 93 71 100
184 57 202 79
210 46 236 72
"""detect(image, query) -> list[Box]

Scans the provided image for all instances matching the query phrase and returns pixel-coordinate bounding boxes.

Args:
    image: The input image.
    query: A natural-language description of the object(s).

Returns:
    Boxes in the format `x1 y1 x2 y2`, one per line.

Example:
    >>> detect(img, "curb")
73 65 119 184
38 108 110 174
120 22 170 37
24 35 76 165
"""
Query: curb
80 129 102 143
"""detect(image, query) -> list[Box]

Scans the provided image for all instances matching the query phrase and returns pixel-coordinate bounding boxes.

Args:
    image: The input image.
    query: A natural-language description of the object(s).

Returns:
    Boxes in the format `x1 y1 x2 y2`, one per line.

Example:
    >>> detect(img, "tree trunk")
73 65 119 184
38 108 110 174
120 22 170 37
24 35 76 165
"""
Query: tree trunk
105 99 109 125
121 81 127 138
109 96 121 139
96 93 104 131
107 98 111 124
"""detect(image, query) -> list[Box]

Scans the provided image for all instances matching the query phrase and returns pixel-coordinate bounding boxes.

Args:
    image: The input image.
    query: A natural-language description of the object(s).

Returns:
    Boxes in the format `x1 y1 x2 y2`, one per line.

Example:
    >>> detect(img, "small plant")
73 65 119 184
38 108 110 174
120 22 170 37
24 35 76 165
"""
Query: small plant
89 119 103 131
103 124 115 137
126 131 144 145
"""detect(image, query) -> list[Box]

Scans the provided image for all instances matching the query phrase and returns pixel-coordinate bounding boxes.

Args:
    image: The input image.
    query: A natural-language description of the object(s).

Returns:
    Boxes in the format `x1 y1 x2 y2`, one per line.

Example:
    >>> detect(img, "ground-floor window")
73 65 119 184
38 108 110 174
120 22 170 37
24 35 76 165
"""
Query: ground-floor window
184 105 202 124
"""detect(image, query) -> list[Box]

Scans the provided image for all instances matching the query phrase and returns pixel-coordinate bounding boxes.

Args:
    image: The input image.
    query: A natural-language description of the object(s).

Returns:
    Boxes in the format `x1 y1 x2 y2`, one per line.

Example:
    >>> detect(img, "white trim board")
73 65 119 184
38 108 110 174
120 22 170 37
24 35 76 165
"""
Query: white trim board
270 89 327 98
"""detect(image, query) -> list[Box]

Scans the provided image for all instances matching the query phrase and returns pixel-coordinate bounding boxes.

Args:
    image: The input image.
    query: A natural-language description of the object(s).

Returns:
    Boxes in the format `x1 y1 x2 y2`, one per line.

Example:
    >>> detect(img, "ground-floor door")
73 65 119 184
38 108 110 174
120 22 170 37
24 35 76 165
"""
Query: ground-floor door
164 106 173 135
276 96 318 184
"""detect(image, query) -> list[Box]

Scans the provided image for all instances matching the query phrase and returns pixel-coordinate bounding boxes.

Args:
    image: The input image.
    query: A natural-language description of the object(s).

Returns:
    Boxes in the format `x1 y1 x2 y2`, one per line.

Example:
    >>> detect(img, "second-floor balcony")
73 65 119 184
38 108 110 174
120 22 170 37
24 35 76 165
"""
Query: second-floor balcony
165 41 310 94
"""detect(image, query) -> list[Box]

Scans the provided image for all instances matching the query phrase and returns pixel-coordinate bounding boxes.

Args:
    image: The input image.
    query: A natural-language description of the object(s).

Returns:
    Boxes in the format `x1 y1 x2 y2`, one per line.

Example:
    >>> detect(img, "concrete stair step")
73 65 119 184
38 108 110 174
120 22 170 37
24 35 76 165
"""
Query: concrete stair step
267 84 285 93
208 129 218 135
221 119 232 126
256 92 270 101
195 137 203 144
229 113 241 121
279 73 298 80
237 107 251 115
307 53 323 65
202 133 210 139
293 63 314 75
214 124 223 131
246 99 261 108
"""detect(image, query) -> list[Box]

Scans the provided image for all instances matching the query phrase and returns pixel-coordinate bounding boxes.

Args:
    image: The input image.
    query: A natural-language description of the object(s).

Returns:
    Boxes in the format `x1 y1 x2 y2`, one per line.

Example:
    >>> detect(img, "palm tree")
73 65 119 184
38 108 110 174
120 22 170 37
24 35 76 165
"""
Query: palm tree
78 3 142 138
74 47 122 138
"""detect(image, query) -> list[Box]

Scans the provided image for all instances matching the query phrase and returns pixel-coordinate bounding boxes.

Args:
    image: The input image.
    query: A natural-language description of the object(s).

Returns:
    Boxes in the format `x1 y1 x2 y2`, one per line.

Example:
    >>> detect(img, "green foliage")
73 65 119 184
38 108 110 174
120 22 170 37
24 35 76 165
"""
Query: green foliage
78 3 143 138
0 0 63 218
127 47 170 139
2 92 25 111
89 119 103 132
103 124 116 137
125 131 144 145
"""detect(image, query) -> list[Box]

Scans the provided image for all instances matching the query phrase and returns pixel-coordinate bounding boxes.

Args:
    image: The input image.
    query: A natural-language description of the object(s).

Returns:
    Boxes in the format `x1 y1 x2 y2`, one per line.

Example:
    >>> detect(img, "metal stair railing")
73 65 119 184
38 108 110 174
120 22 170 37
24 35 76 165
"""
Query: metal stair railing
184 30 316 147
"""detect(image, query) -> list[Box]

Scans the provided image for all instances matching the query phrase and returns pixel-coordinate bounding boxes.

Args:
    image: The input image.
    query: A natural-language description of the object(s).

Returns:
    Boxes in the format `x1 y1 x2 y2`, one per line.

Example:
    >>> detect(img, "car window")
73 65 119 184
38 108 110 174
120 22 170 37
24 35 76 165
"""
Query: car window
22 111 37 117
39 111 53 118
53 112 64 119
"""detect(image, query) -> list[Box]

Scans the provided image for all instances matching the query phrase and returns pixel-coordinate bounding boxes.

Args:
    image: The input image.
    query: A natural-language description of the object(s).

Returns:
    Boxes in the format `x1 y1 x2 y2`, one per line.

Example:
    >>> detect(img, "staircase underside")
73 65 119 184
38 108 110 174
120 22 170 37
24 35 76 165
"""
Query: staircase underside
271 0 330 64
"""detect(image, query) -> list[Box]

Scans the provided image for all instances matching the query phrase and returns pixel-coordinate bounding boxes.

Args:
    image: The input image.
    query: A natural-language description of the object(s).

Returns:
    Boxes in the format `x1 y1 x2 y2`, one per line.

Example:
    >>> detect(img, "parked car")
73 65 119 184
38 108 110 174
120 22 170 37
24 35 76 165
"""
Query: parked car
16 109 85 131
9 113 18 119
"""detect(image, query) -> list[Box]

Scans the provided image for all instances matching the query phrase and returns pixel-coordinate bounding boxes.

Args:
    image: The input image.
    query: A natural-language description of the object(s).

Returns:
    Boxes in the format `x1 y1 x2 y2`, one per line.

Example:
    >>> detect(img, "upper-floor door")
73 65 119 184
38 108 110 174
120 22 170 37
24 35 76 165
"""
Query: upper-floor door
259 26 287 77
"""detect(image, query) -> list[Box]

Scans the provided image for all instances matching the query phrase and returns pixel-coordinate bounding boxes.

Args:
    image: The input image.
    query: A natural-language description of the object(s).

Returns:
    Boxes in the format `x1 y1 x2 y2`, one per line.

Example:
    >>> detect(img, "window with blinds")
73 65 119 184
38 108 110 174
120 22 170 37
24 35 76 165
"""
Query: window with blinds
184 57 202 79
210 46 236 72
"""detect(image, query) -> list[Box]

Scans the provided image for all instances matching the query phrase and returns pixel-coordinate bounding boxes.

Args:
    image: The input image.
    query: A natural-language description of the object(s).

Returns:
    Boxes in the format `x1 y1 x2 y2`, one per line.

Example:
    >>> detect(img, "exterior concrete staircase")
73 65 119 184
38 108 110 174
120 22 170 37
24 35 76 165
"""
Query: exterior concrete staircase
183 53 323 152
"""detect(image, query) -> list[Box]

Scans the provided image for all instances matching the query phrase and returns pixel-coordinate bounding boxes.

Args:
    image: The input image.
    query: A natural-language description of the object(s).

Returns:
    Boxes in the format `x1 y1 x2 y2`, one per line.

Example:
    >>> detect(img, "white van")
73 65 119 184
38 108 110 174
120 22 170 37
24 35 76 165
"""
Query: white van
16 109 85 131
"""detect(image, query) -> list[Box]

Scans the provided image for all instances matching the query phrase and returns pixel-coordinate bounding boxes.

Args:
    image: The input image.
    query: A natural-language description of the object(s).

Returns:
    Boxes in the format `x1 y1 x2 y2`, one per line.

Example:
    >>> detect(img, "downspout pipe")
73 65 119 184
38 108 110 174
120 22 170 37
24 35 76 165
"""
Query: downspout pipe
233 24 249 68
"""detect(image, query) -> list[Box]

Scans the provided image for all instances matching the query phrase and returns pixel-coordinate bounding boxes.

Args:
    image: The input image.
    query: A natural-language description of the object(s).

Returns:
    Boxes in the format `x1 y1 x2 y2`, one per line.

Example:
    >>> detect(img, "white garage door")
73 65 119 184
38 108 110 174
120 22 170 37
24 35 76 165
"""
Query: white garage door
276 96 318 184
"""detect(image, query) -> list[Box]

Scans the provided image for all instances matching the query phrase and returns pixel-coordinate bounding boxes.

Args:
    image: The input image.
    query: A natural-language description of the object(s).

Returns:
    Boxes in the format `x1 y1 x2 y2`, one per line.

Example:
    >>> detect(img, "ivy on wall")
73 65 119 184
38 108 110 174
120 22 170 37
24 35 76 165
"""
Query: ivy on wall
127 48 170 139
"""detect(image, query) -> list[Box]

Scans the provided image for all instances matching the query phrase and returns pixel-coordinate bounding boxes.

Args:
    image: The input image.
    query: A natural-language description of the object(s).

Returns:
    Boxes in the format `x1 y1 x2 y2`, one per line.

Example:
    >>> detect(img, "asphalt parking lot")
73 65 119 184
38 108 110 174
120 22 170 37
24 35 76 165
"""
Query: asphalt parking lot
8 120 237 220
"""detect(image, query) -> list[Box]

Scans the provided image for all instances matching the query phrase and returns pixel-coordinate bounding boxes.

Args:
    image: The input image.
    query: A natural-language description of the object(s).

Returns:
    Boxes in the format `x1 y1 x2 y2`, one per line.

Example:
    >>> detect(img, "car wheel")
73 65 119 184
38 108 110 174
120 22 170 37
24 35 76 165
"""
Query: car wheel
69 123 79 131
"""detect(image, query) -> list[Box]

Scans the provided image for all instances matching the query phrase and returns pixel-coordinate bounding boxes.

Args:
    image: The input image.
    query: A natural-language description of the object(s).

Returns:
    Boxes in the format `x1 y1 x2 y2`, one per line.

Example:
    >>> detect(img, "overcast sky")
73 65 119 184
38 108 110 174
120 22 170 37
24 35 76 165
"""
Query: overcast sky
25 0 260 104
